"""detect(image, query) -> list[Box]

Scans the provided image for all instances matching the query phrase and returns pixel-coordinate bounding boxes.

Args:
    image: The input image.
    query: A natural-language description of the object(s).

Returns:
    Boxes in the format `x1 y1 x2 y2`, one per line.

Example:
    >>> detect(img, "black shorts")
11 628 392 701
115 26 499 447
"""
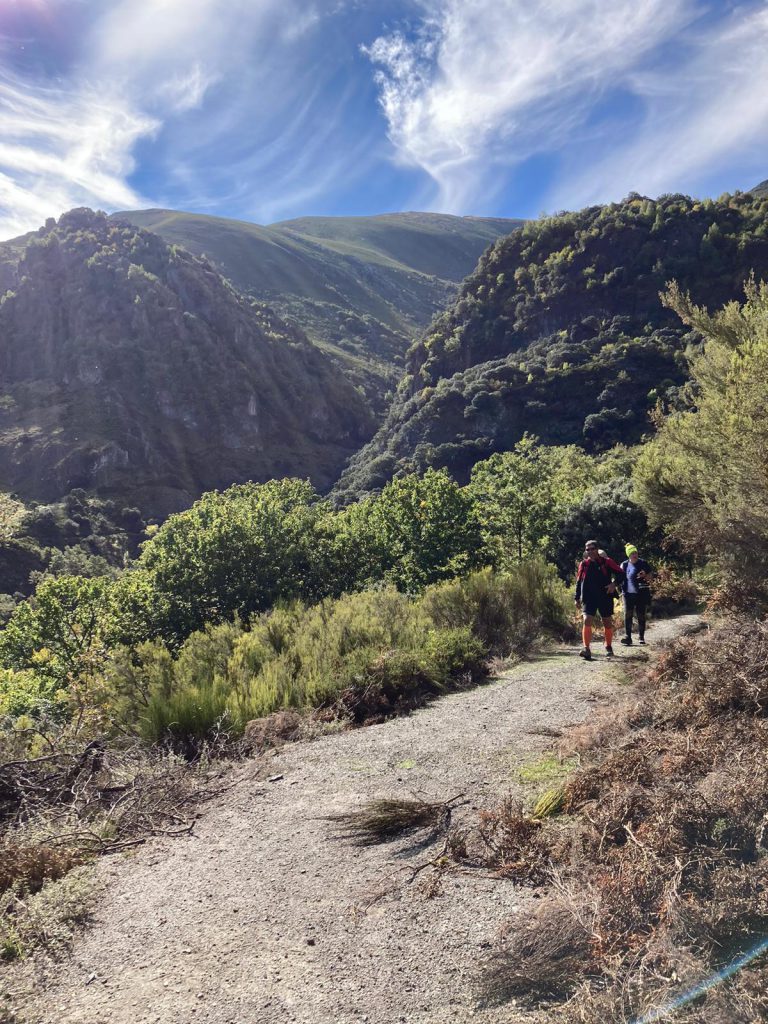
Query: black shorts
582 596 614 618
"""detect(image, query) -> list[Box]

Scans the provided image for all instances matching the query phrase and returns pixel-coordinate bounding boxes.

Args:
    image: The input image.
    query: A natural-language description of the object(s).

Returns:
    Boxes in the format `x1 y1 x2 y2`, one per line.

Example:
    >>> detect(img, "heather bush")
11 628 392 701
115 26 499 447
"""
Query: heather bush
104 569 561 750
422 562 571 655
469 619 768 1020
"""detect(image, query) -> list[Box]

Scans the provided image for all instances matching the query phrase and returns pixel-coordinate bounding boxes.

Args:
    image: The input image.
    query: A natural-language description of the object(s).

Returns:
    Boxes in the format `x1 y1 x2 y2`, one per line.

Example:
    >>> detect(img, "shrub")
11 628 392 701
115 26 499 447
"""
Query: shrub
351 468 486 591
103 566 570 751
422 563 571 655
0 867 100 959
649 562 703 615
136 479 342 645
467 618 768 1020
107 586 487 748
0 668 65 719
636 278 768 605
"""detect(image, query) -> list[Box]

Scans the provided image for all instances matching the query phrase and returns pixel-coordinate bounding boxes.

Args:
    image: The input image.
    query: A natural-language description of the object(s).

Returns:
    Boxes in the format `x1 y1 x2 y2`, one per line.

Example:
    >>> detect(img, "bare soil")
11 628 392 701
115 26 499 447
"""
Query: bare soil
7 616 701 1024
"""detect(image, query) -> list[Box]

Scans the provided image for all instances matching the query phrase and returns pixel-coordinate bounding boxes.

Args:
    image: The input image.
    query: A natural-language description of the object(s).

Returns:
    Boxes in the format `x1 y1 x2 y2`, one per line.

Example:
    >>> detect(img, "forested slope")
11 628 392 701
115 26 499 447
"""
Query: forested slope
338 190 768 496
0 209 373 517
114 209 519 412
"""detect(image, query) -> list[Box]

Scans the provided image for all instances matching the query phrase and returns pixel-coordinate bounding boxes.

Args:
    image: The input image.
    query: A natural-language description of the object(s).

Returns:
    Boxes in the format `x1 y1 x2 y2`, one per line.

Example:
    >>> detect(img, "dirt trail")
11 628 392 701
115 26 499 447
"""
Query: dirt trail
16 616 701 1024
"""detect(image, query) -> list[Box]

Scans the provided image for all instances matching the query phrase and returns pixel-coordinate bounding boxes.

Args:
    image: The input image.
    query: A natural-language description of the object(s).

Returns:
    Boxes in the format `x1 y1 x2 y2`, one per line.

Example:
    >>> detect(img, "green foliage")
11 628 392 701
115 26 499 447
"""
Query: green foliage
0 668 64 718
103 565 569 752
349 468 485 590
0 490 145 600
635 278 768 598
468 436 594 565
422 563 571 655
0 575 112 685
339 191 768 496
105 590 434 748
137 479 340 645
0 867 99 960
552 477 654 575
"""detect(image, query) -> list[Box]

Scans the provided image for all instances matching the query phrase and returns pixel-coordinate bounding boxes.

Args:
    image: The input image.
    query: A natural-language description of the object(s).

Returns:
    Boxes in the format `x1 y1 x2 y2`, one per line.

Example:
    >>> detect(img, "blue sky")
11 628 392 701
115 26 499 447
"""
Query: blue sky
0 0 766 239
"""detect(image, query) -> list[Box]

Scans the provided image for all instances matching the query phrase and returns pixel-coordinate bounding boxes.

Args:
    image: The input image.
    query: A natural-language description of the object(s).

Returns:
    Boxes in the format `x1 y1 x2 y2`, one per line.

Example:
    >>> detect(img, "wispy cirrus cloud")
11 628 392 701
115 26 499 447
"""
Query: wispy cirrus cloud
366 0 768 211
0 0 374 237
0 69 156 237
558 3 768 208
2 0 767 239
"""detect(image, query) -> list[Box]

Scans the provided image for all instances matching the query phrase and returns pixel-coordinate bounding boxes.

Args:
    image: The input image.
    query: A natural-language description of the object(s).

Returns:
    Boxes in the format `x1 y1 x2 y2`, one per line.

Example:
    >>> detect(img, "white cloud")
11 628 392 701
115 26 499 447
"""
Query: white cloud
0 70 156 238
0 0 341 238
155 65 220 114
557 4 768 207
366 0 768 212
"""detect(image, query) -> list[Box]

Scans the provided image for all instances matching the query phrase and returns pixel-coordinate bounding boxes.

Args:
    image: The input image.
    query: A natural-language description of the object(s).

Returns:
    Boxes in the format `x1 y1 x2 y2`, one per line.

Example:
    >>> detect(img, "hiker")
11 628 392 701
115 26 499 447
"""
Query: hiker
620 543 653 646
574 540 624 661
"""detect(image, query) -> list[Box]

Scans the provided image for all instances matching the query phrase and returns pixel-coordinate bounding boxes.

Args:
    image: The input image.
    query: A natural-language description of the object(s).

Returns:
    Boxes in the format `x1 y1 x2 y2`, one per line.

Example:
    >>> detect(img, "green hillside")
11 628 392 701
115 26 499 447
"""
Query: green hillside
0 208 374 517
113 209 520 412
337 191 768 496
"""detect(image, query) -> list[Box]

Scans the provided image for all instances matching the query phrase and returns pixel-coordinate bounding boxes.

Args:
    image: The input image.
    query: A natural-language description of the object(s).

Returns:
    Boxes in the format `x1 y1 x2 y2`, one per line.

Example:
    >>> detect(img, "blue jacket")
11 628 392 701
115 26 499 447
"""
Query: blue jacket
620 558 652 595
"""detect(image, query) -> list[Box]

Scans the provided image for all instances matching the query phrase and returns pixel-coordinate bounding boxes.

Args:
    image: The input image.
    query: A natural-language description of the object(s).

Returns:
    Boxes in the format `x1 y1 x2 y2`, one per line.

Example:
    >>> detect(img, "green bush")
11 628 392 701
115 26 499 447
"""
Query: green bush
636 279 768 603
422 563 571 655
0 668 65 719
105 566 568 752
421 626 486 681
136 479 343 645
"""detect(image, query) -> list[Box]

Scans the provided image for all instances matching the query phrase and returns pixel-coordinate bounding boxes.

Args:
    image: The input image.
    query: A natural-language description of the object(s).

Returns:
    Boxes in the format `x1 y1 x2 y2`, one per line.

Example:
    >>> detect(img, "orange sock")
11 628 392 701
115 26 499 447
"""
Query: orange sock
582 623 592 648
605 626 613 647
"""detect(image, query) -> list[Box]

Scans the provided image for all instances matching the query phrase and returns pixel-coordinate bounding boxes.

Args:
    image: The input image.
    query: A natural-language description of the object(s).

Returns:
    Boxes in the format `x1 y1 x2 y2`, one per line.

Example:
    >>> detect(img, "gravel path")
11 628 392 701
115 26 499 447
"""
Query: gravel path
14 616 701 1024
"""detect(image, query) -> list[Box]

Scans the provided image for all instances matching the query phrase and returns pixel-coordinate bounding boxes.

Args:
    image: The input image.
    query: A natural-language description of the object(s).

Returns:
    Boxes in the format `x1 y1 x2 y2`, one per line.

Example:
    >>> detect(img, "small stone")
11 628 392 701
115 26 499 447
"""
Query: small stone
267 774 284 783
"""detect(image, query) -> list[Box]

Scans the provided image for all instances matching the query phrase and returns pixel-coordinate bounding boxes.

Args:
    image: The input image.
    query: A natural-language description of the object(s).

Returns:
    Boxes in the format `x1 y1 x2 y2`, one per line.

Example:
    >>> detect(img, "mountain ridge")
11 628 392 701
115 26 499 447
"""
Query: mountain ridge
108 208 521 411
337 190 768 496
0 208 374 516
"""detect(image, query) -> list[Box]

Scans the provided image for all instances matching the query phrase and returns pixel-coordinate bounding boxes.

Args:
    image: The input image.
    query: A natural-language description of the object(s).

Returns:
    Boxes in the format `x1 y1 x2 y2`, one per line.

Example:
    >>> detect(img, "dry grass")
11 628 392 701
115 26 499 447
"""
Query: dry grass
0 866 100 962
242 709 306 751
328 796 458 846
466 619 768 1020
479 897 595 1008
0 738 206 908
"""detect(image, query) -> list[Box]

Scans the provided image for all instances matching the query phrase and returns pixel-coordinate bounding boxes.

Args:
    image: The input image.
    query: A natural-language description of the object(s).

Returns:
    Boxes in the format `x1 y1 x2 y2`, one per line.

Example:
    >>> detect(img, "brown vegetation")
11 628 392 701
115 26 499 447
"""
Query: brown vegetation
466 620 768 1021
328 796 457 847
0 735 207 958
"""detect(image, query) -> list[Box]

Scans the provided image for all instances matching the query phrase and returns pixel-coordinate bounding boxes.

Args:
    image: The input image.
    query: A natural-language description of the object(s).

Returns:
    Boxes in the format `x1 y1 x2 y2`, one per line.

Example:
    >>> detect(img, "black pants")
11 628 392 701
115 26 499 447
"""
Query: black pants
624 593 650 638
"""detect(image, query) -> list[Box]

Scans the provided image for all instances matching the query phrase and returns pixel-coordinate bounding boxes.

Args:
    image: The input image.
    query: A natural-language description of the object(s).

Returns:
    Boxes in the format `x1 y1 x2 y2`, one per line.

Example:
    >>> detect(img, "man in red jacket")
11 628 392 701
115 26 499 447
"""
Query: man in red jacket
574 540 624 661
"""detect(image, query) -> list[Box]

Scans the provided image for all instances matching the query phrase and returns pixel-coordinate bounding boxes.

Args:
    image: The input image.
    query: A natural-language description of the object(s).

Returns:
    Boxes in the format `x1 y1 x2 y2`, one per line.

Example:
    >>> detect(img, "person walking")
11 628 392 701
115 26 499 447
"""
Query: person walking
620 543 653 646
574 540 624 660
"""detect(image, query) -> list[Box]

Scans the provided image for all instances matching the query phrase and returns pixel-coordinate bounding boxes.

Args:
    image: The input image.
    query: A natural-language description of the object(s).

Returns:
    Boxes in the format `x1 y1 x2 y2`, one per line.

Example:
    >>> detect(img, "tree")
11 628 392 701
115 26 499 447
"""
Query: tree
137 479 339 645
0 575 112 685
468 436 594 567
360 469 484 591
552 478 652 577
635 278 768 596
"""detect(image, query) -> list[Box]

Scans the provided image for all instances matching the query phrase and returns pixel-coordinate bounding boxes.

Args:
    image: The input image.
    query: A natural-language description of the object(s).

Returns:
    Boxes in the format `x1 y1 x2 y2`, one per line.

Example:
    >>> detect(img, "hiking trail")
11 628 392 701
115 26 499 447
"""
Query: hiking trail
14 615 701 1024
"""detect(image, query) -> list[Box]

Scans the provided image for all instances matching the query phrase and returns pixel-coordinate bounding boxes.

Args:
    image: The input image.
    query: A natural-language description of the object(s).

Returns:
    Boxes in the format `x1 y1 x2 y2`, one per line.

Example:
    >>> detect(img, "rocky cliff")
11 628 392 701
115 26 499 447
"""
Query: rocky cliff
0 209 374 516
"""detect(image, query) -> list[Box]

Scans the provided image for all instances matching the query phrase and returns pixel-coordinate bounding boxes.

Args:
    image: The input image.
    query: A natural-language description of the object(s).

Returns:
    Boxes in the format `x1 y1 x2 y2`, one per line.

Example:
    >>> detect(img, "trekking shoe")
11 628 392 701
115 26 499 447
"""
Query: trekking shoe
620 636 633 646
638 638 647 645
605 645 615 657
579 647 593 661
